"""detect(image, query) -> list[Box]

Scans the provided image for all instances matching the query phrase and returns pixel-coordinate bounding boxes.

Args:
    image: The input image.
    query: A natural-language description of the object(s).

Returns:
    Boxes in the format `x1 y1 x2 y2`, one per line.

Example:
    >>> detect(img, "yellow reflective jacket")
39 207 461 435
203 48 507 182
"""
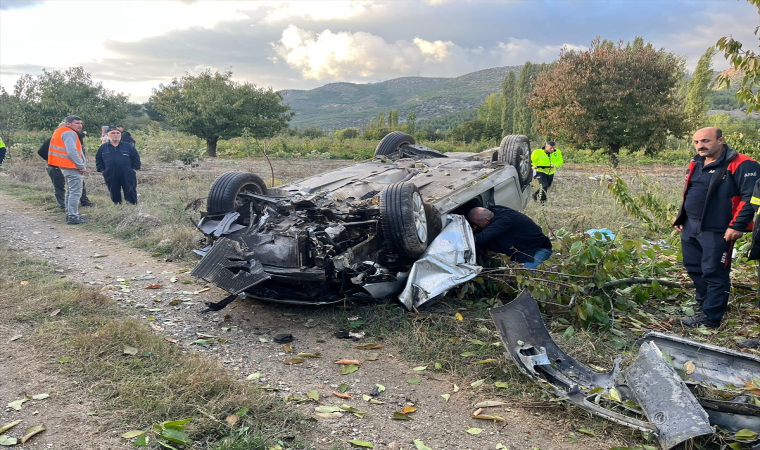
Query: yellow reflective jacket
531 148 563 175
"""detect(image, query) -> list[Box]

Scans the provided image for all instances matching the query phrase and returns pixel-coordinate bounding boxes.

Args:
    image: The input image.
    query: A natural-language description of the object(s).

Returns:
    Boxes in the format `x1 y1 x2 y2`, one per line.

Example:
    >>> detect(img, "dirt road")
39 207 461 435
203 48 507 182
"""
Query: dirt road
0 190 630 450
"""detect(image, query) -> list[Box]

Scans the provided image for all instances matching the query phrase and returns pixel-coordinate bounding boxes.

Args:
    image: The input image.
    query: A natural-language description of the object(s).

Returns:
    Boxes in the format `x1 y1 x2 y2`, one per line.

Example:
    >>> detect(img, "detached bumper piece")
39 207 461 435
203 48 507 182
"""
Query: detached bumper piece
191 237 270 295
490 290 760 449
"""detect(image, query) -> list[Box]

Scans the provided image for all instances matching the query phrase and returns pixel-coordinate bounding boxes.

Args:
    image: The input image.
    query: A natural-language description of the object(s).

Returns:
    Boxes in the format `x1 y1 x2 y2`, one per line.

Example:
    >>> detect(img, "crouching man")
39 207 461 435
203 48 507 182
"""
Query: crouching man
96 126 141 204
467 206 552 269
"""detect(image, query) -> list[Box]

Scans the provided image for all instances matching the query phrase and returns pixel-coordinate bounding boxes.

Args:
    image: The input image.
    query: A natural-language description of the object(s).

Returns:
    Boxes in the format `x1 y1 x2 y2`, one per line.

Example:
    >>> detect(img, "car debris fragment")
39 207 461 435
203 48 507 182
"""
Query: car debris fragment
490 289 760 449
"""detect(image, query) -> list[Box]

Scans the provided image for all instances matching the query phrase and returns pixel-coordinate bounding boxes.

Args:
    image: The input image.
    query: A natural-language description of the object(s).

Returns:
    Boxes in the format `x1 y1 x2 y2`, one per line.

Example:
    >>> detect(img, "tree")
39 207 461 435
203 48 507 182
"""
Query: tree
0 86 22 144
529 37 689 167
684 47 717 132
388 110 399 128
715 0 760 112
501 71 516 136
151 70 292 157
513 62 534 137
13 66 128 134
477 93 502 141
406 111 417 135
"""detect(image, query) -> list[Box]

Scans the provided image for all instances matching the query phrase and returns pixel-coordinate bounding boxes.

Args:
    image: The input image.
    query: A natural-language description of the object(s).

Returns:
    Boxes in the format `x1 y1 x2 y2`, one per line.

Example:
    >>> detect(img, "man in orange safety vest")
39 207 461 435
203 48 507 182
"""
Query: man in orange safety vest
48 115 88 224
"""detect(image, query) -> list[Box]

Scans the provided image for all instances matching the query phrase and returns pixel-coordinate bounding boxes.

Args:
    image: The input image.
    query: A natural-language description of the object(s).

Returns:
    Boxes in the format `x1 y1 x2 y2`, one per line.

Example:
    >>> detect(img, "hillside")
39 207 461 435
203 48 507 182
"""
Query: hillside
281 66 520 130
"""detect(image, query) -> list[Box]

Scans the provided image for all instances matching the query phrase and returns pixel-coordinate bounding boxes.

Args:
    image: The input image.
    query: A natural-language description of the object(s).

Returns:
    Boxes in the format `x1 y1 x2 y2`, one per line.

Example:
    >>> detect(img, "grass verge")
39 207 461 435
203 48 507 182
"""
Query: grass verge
0 243 324 449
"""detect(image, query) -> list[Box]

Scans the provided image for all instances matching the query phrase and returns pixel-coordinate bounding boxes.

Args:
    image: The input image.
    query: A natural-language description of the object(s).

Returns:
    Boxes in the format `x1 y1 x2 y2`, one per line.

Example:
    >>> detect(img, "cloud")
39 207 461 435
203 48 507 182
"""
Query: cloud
0 0 42 10
490 39 587 65
261 0 380 23
272 25 460 80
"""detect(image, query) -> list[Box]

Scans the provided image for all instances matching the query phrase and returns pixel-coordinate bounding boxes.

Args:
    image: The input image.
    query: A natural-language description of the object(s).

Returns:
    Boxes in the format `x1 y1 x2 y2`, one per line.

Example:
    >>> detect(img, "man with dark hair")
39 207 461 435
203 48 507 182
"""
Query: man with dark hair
48 115 88 224
96 126 141 204
467 206 552 269
38 123 92 209
116 125 135 146
530 141 563 203
674 127 760 328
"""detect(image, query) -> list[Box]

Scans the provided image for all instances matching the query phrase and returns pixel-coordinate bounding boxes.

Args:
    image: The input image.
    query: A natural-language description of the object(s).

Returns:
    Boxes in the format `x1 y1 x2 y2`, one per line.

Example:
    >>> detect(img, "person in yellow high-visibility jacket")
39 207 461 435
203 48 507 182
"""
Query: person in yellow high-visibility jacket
531 141 563 203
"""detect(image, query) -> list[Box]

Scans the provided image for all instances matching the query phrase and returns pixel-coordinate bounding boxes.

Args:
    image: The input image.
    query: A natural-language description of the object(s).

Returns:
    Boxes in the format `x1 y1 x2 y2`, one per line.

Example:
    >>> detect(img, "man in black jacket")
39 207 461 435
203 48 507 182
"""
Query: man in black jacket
673 127 760 328
38 131 93 209
96 126 141 204
467 206 552 269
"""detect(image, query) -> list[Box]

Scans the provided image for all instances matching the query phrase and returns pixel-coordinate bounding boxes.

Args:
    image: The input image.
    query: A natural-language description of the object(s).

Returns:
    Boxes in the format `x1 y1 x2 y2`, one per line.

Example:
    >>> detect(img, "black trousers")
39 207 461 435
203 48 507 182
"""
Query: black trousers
103 167 137 204
0 146 6 164
46 165 90 207
681 218 733 323
532 173 554 203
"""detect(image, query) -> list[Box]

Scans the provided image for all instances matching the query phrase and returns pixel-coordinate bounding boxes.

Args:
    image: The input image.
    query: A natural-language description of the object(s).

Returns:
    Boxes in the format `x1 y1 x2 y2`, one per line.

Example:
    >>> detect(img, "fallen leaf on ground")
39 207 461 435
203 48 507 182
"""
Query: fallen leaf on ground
355 343 384 350
8 398 29 410
340 405 367 418
315 406 343 413
475 359 496 365
31 394 48 400
225 414 238 426
20 424 46 444
307 390 320 401
246 373 261 380
333 391 352 399
297 353 321 358
121 430 145 439
0 436 18 446
441 394 450 401
50 309 60 316
735 429 759 440
0 420 22 434
283 358 305 365
392 412 413 421
402 406 417 414
466 427 483 435
282 344 294 353
348 439 373 448
413 439 432 450
470 379 485 388
474 400 506 408
165 337 178 344
123 345 138 355
472 414 505 422
145 284 162 289
412 366 427 371
341 364 359 375
315 412 342 419
577 428 596 436
334 359 360 365
455 313 463 321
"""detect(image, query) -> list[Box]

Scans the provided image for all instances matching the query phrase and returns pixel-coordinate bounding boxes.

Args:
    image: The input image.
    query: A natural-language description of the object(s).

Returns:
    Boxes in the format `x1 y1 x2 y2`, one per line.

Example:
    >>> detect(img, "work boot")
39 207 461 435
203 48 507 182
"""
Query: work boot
66 215 87 225
80 201 94 207
678 312 720 329
737 338 759 349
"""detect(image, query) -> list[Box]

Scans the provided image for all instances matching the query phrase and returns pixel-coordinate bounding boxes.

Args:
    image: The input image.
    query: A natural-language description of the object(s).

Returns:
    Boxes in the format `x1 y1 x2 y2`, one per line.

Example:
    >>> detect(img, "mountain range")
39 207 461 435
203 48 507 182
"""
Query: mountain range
280 66 520 131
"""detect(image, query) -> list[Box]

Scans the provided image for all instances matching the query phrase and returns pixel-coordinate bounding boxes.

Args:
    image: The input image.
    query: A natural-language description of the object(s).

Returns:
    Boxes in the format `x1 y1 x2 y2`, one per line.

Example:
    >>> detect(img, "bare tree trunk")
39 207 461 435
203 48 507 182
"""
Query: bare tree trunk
206 136 219 158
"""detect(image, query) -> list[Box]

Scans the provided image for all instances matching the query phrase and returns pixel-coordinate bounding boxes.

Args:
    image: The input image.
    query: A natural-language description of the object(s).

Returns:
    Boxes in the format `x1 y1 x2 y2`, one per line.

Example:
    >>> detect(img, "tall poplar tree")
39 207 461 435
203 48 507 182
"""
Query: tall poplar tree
684 47 717 132
513 62 534 137
501 71 516 136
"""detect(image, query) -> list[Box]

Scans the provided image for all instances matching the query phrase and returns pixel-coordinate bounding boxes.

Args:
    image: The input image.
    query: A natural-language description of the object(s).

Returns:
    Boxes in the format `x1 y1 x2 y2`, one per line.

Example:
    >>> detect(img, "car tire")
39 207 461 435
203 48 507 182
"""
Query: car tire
375 131 415 157
380 181 428 259
497 134 532 188
207 171 267 217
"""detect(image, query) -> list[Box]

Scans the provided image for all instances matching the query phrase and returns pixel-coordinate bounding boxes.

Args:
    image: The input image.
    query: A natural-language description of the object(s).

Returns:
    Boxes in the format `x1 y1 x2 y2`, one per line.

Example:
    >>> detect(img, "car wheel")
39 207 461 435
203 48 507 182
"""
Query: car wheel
380 182 428 259
497 134 532 188
375 131 415 157
207 171 267 218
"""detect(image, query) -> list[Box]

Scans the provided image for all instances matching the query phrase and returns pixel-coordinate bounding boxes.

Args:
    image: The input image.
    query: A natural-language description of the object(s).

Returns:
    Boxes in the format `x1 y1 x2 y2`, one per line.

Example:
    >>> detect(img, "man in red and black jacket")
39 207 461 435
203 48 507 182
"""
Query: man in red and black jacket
673 127 760 328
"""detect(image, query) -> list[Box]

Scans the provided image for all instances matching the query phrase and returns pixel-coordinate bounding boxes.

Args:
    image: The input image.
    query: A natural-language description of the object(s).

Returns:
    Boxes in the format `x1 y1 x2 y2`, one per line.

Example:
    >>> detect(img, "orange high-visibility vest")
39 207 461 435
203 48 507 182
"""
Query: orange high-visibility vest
48 126 83 169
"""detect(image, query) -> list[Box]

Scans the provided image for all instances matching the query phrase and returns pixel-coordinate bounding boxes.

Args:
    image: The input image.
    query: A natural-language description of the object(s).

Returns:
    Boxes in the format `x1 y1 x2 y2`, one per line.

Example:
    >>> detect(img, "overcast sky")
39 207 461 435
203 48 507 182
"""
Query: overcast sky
1 0 757 103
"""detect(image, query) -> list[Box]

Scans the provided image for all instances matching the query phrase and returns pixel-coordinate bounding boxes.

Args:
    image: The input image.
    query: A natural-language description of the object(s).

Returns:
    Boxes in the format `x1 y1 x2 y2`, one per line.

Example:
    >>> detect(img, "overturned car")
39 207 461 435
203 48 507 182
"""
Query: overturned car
192 132 532 306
